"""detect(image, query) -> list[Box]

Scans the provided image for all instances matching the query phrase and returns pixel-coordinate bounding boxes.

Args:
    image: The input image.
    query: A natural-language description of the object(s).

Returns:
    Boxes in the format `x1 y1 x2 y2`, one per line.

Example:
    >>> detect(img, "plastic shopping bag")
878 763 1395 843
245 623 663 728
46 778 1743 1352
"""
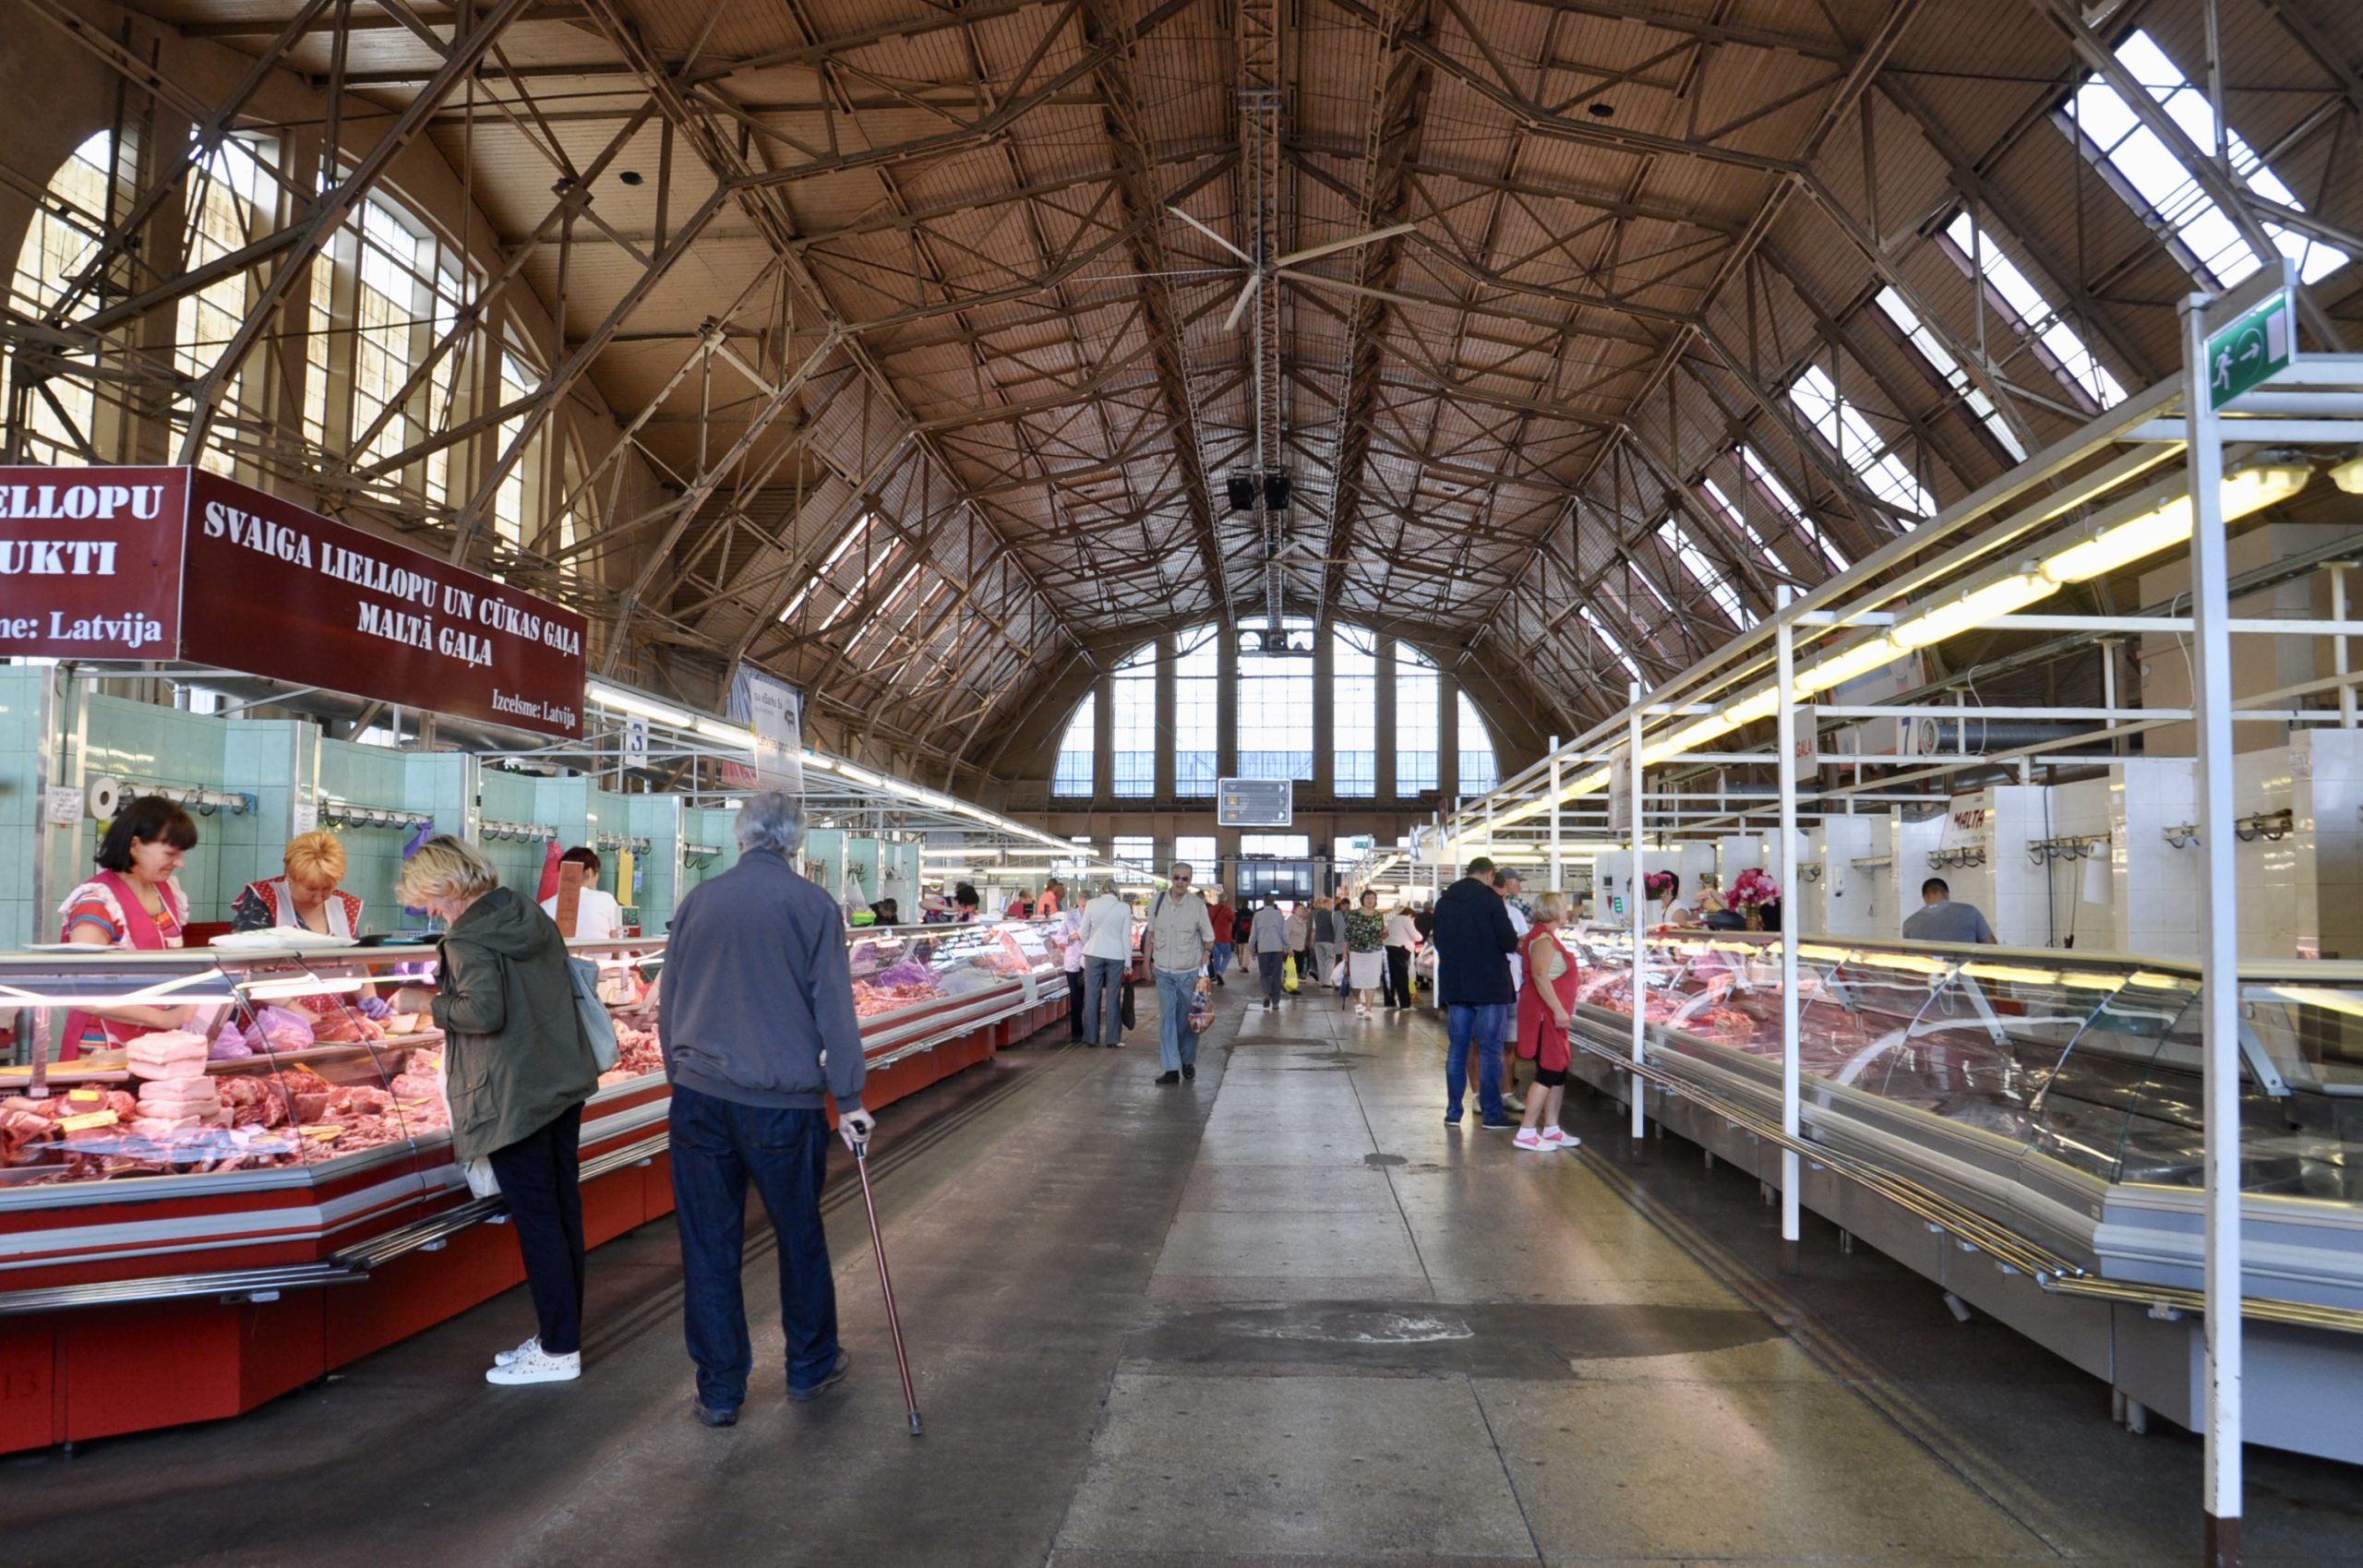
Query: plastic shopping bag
1283 955 1300 993
1330 959 1347 987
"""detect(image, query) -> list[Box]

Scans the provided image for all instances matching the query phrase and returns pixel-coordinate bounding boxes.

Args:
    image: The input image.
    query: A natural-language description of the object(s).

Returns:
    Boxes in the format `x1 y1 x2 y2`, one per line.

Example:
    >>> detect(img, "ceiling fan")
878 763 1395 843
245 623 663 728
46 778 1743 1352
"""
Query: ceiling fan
1166 206 1421 330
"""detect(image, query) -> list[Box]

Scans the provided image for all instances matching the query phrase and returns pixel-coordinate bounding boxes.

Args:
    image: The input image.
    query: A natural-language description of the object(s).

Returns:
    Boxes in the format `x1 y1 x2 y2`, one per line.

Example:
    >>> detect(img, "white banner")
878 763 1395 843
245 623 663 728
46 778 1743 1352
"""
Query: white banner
722 664 804 794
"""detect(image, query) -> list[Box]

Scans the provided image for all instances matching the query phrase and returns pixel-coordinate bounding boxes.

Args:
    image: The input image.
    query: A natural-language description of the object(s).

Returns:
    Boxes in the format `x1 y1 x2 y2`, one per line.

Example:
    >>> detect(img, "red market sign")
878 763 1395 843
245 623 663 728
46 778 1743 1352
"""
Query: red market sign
0 466 585 739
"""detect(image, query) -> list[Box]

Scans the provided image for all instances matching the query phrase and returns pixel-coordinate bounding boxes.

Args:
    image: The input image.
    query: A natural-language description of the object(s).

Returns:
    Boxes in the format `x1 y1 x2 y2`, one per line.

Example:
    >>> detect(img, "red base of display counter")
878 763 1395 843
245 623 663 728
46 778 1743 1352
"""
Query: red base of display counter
0 997 1063 1454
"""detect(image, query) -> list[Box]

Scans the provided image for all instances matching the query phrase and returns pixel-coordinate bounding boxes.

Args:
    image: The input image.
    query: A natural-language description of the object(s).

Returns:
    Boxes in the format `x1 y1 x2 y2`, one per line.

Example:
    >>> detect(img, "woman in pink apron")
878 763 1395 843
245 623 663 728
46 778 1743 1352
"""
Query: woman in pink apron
1512 892 1583 1153
57 796 200 1059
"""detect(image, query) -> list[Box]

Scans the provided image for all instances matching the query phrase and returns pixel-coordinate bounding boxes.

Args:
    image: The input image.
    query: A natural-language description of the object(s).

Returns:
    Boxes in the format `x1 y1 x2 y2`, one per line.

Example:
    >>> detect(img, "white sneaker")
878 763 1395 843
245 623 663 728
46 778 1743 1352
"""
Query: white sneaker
1513 1129 1547 1151
1355 1004 1370 1018
486 1347 581 1385
1503 1095 1526 1113
494 1335 541 1368
1543 1127 1581 1150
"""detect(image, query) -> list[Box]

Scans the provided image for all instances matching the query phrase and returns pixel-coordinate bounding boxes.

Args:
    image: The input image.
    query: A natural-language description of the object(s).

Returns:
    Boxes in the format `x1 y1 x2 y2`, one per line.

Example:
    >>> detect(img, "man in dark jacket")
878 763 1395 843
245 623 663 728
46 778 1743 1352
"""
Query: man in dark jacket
1430 856 1519 1128
659 791 875 1426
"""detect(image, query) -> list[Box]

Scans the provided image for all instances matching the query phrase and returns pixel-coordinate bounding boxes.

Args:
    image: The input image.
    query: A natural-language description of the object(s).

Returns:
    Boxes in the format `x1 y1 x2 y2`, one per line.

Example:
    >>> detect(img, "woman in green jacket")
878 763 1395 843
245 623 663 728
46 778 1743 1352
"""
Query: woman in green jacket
397 836 601 1387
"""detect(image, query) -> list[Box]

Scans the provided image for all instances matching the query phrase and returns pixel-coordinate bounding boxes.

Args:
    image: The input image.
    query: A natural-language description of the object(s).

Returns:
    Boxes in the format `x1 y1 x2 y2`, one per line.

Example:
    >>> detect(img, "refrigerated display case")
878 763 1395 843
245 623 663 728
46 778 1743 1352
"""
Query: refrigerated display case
1559 928 2363 1462
0 916 1064 1452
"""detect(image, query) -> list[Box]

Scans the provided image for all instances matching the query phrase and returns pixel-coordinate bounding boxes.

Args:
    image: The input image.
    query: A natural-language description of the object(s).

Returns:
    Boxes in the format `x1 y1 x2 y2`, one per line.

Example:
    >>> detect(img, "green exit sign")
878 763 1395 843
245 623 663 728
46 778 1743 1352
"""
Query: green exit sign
2206 289 2294 409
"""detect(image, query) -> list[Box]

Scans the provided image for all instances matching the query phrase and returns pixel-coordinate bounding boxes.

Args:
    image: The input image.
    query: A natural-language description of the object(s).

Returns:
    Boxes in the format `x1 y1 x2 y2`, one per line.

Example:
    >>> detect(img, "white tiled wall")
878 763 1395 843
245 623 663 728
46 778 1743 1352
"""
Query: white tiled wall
2295 729 2363 960
2039 776 2116 952
2112 759 2201 960
1814 813 1886 938
2235 747 2299 958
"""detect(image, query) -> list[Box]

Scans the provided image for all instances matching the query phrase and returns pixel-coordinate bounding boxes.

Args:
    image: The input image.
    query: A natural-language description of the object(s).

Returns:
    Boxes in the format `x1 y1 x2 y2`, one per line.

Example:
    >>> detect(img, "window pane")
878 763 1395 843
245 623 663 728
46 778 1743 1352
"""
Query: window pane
1396 642 1438 795
1578 606 1643 681
1110 644 1157 798
1173 626 1218 796
2067 30 2347 288
1237 618 1313 781
1657 517 1746 624
1053 692 1094 796
8 132 114 464
1333 628 1375 797
1870 288 2026 461
1457 694 1498 796
1735 447 1847 571
1787 364 1935 521
1173 835 1217 874
1941 210 2127 409
1112 835 1156 872
1239 833 1310 857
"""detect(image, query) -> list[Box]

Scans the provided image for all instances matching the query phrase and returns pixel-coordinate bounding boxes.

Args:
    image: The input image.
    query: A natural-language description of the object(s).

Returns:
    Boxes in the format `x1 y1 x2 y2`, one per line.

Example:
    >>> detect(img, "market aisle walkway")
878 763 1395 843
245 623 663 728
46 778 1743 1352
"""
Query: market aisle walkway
9 986 2363 1567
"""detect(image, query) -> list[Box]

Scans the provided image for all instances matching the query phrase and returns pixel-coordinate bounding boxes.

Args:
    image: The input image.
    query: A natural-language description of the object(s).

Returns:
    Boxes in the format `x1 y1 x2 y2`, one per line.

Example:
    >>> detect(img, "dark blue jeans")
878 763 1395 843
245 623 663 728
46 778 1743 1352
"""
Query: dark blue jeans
668 1082 840 1410
1209 941 1233 978
1446 1002 1512 1122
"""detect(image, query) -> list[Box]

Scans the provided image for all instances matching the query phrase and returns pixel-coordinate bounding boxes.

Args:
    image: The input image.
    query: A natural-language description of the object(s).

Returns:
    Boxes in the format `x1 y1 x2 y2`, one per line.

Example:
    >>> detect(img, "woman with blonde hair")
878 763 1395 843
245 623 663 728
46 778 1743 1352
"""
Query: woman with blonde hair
396 836 601 1386
1512 892 1582 1153
231 829 365 936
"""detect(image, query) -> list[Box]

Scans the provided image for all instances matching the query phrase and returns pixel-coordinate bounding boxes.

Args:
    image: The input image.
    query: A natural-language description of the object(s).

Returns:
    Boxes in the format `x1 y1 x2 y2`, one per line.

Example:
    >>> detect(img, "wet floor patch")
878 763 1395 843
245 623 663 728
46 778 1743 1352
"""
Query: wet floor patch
1125 1299 1781 1378
1362 1153 1407 1167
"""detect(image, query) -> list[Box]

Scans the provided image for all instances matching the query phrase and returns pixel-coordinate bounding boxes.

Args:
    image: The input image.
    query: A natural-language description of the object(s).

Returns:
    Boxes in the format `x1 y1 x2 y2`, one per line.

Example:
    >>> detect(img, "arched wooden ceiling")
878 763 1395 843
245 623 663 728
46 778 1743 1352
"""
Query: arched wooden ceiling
18 0 2363 784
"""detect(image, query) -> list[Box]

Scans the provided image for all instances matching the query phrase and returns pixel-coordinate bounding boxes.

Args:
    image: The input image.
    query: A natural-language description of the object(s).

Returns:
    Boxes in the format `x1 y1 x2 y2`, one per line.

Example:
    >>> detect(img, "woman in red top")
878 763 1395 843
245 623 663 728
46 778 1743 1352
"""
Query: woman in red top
1205 890 1236 987
1512 892 1582 1152
57 795 201 1059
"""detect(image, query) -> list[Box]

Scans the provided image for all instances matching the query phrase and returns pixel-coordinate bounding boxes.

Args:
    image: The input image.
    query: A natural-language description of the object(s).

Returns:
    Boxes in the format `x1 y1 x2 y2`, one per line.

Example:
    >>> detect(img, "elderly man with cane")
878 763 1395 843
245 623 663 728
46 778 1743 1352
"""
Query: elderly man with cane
658 791 879 1428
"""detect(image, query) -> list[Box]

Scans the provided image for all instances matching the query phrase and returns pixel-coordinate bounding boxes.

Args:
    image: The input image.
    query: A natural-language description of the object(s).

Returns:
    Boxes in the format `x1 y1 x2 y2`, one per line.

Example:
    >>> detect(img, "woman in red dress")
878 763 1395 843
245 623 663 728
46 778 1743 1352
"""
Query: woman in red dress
1512 892 1582 1152
56 796 200 1059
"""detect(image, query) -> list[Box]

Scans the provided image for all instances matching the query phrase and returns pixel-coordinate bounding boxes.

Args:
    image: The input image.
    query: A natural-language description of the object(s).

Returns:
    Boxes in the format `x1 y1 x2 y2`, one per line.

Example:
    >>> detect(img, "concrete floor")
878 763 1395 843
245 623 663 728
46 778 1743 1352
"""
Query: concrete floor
9 987 2363 1567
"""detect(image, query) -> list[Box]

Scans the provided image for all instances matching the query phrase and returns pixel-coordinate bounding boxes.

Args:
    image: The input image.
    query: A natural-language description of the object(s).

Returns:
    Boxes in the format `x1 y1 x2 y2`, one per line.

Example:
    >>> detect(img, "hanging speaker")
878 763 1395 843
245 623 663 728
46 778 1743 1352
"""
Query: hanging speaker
1226 475 1257 511
1263 474 1291 511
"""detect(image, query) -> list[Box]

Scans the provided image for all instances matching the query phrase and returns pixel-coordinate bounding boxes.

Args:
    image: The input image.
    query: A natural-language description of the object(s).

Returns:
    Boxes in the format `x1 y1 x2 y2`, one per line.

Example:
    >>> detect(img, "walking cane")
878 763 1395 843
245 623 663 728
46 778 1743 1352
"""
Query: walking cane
852 1137 923 1436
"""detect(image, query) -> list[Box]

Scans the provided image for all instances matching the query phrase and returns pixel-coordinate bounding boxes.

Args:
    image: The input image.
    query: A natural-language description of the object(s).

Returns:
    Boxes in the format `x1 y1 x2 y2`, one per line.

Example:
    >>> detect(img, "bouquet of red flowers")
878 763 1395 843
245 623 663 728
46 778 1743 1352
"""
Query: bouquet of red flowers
1727 868 1781 910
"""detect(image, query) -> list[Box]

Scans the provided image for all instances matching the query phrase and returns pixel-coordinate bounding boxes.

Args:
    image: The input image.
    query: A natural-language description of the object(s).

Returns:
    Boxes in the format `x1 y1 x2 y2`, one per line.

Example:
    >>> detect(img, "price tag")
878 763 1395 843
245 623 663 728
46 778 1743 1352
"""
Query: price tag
56 1109 119 1132
46 787 85 828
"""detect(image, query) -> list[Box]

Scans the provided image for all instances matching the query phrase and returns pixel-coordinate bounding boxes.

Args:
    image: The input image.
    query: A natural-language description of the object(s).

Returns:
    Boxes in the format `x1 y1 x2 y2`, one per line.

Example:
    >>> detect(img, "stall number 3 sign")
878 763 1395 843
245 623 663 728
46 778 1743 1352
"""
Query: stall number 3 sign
2207 288 2293 410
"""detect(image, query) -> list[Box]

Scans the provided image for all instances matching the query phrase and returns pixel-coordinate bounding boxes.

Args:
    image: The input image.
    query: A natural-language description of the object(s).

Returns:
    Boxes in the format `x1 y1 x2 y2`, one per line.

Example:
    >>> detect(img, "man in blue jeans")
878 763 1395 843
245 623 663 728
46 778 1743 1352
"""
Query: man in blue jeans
1429 856 1520 1129
656 792 876 1427
1142 861 1216 1084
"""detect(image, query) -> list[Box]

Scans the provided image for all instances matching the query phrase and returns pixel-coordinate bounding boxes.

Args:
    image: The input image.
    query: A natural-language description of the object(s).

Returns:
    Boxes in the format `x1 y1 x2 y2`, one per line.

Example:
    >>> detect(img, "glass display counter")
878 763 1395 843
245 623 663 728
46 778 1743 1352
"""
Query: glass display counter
1555 928 2363 1464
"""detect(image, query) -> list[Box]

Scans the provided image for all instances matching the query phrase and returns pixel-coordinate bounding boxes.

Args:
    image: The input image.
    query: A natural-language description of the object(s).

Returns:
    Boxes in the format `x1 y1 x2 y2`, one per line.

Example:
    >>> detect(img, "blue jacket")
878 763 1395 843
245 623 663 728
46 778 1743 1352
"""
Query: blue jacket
1431 875 1518 1006
659 851 866 1111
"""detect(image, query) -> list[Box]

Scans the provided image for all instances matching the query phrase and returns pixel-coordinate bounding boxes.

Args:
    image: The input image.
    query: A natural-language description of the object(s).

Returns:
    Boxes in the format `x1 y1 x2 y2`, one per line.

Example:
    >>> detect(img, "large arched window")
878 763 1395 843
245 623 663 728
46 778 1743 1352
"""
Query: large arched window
1457 692 1498 796
1110 644 1156 796
1334 628 1375 797
1048 622 1498 804
1397 644 1438 795
6 132 123 463
1237 616 1314 780
1173 628 1218 796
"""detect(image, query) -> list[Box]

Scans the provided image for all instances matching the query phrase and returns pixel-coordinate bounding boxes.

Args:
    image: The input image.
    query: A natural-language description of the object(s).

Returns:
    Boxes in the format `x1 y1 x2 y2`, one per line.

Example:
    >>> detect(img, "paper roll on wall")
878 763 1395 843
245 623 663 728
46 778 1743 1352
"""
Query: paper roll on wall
86 775 123 820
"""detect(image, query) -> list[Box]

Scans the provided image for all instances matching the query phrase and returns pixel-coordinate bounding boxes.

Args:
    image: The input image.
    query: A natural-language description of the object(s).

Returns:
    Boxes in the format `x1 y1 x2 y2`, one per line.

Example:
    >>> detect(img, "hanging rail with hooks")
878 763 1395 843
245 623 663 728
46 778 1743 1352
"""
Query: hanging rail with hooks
1926 845 1989 871
593 833 652 855
2028 832 2112 865
318 801 435 832
480 820 558 844
124 784 254 818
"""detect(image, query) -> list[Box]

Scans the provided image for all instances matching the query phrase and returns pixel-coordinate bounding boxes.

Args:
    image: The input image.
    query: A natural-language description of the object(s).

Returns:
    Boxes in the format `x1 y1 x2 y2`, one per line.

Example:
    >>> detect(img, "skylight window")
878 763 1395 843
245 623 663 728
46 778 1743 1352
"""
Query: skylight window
1871 288 2027 461
778 512 878 621
1577 605 1643 681
2067 30 2346 289
1656 517 1746 624
1942 211 2128 411
1787 365 1935 521
1696 478 1786 572
1735 447 1847 572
